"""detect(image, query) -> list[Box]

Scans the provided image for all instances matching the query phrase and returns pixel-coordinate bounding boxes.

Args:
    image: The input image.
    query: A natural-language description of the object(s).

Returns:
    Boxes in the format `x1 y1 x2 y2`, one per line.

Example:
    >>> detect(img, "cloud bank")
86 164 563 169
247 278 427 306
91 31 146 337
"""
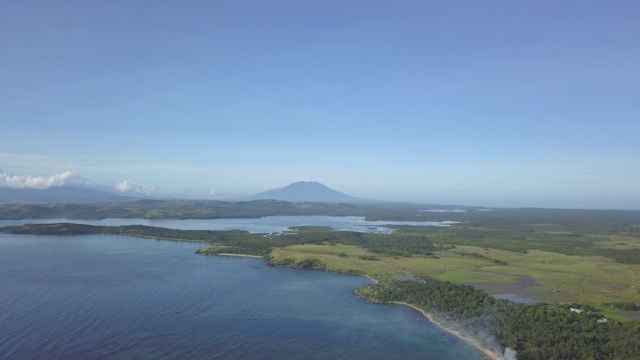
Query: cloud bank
0 170 92 189
112 180 158 195
0 169 158 196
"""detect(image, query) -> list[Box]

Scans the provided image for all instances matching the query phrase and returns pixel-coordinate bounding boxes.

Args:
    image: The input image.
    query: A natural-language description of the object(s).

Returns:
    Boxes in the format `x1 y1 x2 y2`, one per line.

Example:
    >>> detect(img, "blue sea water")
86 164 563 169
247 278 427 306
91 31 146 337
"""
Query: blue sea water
0 234 485 359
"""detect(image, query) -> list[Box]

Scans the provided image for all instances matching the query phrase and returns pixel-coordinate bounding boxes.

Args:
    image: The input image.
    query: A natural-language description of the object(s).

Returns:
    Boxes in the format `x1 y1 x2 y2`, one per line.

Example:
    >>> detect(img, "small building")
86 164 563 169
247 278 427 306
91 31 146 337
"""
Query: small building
570 308 584 314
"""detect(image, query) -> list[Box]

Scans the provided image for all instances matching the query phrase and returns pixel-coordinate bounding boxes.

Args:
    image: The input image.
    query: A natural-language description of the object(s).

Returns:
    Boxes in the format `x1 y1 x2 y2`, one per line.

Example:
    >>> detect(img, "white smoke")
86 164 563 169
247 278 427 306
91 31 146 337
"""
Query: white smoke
427 314 517 360
467 328 517 360
470 328 504 358
503 347 517 360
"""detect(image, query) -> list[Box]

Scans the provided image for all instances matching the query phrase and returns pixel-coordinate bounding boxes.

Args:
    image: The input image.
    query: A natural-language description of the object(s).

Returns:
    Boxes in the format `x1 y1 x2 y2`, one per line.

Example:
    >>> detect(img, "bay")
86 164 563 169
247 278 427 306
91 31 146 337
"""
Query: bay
0 234 485 359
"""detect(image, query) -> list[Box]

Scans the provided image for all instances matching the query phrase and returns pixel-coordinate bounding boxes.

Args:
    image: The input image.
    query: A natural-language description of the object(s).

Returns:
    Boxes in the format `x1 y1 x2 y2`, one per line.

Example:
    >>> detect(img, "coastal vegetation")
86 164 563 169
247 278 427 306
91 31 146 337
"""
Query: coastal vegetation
0 199 371 220
3 204 640 359
358 278 640 360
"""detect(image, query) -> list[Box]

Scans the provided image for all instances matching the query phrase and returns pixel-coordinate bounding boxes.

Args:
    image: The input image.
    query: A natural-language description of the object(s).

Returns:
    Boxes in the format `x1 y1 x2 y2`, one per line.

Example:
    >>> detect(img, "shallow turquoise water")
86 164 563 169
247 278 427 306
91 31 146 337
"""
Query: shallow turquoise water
0 234 484 359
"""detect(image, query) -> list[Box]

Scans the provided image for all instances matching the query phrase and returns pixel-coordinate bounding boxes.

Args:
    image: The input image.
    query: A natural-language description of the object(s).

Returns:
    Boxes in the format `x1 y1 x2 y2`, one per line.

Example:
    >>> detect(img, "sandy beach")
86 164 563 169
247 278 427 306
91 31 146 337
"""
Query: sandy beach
391 302 501 360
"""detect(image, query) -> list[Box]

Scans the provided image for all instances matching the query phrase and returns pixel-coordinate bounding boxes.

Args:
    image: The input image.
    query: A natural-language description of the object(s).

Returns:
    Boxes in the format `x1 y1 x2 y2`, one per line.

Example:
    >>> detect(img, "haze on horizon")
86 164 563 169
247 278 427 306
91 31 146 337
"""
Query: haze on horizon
2 1 639 210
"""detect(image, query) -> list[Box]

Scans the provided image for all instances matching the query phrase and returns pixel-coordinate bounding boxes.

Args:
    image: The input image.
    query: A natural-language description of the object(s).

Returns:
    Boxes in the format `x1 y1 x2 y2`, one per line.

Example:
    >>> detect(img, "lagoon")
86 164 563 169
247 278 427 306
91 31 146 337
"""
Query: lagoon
0 215 456 234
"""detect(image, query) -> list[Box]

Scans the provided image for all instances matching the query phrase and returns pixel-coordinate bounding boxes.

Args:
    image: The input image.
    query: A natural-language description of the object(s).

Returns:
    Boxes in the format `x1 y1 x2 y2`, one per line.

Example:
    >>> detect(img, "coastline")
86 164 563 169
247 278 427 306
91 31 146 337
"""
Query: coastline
220 254 495 358
363 274 378 284
127 234 208 243
7 224 501 358
5 221 499 358
217 253 264 259
390 301 501 360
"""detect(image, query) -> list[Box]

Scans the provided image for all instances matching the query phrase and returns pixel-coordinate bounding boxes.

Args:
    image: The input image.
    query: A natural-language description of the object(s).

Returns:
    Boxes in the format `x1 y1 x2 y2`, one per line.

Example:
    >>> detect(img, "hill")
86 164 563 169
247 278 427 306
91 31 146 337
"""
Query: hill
0 186 137 204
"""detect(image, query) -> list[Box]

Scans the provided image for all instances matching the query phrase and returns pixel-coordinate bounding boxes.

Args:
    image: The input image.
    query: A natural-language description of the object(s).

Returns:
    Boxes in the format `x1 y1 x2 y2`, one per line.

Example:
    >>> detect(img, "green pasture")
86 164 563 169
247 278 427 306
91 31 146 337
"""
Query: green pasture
269 243 640 314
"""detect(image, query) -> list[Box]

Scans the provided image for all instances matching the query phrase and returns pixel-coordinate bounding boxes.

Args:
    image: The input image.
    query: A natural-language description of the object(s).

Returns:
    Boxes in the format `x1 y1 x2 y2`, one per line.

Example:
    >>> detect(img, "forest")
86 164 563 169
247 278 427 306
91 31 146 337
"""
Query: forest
357 278 640 360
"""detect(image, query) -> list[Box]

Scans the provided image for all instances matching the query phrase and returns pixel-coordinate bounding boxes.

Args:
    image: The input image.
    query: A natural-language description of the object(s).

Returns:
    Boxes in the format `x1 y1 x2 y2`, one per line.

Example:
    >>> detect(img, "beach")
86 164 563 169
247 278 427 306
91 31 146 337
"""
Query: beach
391 302 501 360
215 252 501 359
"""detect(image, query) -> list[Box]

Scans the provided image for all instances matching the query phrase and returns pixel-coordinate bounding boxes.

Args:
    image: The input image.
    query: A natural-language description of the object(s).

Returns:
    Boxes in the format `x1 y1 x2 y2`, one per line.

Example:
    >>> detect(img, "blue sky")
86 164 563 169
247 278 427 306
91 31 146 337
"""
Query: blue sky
2 1 639 209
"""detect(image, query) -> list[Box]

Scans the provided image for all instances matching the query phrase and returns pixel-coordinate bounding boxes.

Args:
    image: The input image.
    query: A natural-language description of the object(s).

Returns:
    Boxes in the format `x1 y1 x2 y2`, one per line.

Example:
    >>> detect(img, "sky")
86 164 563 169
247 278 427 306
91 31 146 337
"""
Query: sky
1 1 639 209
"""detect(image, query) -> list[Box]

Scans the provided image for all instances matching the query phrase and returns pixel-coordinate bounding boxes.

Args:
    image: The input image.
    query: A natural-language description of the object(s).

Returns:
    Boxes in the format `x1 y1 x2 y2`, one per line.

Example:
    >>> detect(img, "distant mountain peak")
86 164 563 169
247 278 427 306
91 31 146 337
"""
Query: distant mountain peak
282 181 333 190
243 181 370 203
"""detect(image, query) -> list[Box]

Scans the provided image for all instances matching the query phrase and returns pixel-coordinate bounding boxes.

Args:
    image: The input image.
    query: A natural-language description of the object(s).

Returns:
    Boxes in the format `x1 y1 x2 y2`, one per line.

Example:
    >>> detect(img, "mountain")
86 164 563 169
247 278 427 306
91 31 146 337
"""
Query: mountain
0 186 137 204
243 181 373 203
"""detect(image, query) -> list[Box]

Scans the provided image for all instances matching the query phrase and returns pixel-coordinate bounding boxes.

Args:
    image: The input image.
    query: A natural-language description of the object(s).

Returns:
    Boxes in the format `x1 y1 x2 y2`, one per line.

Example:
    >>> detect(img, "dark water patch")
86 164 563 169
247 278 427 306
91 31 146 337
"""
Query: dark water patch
493 294 539 305
613 311 640 322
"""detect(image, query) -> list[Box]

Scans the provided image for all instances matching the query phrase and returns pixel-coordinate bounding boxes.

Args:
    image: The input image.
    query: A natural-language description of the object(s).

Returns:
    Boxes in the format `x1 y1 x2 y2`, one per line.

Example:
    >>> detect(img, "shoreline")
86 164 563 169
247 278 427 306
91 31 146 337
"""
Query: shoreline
5 223 501 358
363 274 378 284
390 301 501 360
127 234 208 243
221 254 497 359
9 226 501 358
217 253 264 259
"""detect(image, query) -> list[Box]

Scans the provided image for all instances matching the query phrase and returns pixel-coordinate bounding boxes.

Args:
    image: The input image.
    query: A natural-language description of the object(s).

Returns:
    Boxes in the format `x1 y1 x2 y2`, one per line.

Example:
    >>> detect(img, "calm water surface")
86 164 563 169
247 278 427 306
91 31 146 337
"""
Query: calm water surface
0 234 484 359
0 215 457 234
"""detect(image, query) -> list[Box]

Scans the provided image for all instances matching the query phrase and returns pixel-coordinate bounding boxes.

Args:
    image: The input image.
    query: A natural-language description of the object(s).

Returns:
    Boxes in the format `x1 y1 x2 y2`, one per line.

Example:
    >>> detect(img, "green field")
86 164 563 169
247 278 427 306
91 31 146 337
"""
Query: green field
270 242 640 318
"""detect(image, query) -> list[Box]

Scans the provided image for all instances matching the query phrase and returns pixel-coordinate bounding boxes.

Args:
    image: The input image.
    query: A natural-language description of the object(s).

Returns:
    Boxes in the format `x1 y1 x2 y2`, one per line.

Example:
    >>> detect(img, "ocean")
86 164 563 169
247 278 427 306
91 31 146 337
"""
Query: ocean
0 231 485 359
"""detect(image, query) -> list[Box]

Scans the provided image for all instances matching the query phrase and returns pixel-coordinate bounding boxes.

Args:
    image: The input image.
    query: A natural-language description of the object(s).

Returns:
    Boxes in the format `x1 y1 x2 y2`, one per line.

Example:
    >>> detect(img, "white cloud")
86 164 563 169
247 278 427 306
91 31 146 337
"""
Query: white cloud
115 180 134 192
0 170 159 196
112 180 158 195
260 185 280 191
0 170 93 189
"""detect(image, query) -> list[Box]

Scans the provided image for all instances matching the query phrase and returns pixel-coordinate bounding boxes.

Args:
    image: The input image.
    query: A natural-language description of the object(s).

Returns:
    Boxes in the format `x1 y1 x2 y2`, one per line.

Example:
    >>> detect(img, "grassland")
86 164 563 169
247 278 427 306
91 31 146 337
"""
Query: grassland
269 242 640 319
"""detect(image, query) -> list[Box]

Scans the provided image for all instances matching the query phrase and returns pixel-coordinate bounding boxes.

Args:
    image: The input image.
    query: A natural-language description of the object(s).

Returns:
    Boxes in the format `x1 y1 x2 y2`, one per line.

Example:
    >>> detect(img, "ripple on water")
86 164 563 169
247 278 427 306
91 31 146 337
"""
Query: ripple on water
0 234 485 360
